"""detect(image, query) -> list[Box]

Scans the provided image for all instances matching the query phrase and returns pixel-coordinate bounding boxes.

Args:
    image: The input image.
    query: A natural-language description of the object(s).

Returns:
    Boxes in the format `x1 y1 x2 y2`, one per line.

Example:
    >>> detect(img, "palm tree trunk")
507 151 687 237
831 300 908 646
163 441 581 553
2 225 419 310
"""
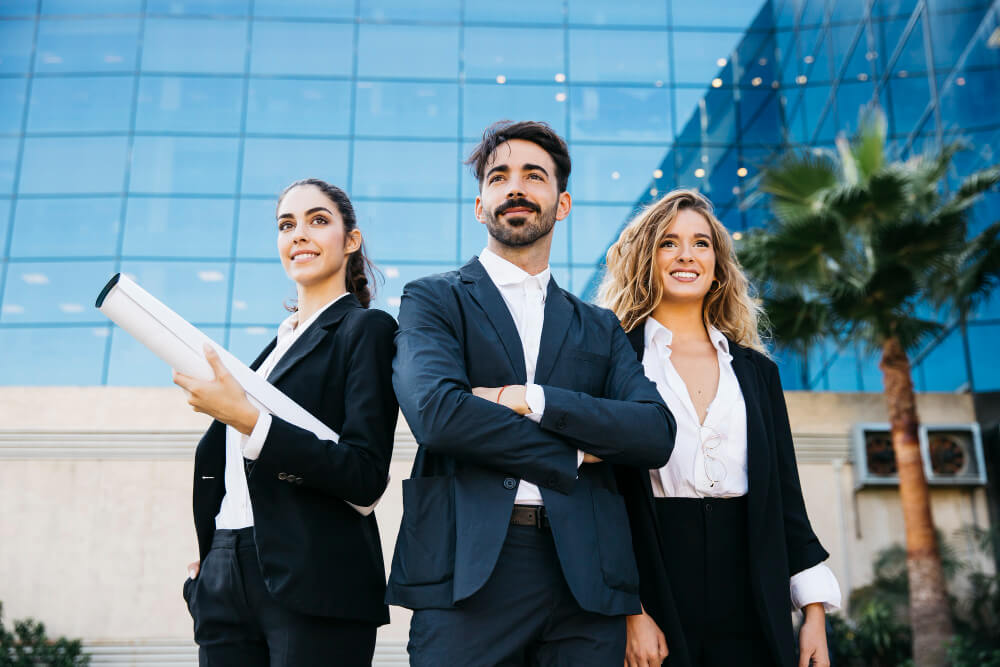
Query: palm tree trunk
879 335 953 665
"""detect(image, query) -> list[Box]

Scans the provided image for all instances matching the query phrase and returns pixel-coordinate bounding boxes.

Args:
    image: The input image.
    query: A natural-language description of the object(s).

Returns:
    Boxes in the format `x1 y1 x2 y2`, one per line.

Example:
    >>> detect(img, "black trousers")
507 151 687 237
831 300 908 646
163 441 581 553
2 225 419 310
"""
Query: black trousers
654 497 774 667
183 527 377 667
407 522 626 667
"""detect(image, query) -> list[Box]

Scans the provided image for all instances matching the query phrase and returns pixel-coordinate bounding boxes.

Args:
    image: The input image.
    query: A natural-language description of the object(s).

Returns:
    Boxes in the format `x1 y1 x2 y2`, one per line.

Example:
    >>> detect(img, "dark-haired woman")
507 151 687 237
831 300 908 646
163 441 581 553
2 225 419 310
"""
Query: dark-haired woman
599 190 840 667
173 178 397 667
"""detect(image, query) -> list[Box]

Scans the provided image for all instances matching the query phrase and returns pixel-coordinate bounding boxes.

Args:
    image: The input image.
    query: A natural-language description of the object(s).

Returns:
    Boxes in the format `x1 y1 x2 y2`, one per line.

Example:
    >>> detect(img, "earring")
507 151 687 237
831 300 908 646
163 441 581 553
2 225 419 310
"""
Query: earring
710 279 721 291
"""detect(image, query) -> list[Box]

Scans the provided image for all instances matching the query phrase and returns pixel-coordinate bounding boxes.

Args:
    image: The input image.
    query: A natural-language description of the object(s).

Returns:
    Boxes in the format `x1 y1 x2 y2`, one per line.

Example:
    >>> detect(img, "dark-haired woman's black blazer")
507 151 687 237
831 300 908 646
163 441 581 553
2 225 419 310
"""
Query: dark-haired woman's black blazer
190 294 398 626
615 326 830 667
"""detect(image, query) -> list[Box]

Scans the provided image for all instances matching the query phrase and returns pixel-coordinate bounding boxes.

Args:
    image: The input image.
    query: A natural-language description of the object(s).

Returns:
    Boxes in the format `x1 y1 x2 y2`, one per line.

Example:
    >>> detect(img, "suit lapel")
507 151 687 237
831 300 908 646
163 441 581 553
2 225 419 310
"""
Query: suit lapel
249 338 277 371
266 294 359 386
533 278 572 385
461 258 527 382
730 342 770 541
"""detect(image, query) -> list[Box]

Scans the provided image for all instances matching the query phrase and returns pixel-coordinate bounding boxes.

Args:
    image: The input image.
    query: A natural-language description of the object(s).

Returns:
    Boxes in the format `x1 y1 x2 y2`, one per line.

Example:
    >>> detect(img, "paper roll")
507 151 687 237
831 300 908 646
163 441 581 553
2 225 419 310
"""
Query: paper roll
96 273 379 515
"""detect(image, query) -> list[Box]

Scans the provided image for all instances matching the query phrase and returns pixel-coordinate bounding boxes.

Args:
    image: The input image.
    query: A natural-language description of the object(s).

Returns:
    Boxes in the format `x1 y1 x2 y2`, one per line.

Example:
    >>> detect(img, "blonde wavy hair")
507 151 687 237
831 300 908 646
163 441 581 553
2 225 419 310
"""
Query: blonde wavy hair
597 189 767 353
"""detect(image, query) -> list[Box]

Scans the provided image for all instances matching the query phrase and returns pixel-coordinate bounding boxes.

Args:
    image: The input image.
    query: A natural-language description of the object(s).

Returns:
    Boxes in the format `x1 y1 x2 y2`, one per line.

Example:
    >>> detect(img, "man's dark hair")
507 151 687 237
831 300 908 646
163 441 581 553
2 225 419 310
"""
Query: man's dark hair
465 120 571 193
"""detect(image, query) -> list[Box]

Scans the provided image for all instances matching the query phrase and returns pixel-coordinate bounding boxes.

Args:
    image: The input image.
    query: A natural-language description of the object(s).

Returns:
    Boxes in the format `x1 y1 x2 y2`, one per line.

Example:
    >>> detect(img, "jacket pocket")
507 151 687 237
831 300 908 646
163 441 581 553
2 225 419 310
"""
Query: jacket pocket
591 487 640 593
398 476 455 585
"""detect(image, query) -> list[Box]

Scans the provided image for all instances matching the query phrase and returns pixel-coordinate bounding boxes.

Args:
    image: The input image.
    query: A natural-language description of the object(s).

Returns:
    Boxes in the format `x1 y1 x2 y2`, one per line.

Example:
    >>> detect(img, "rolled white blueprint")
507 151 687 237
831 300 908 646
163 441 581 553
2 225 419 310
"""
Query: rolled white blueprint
95 273 378 515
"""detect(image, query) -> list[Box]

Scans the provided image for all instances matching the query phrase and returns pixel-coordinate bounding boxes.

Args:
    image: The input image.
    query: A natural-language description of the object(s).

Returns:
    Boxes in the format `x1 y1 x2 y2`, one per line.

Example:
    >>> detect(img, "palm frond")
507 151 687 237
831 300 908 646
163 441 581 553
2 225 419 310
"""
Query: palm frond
850 105 888 181
743 214 847 285
761 292 831 349
760 151 839 222
950 221 1000 317
939 166 1000 218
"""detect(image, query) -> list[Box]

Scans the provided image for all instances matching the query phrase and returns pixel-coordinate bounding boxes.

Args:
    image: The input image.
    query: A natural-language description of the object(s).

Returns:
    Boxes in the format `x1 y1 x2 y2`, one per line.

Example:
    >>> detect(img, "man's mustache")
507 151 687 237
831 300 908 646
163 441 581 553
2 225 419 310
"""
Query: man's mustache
494 198 541 217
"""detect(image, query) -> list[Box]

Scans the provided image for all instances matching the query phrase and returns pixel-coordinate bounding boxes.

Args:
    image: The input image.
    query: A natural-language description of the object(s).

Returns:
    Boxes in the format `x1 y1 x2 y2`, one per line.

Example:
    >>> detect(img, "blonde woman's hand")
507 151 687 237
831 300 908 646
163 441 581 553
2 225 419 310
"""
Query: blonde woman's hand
625 609 669 667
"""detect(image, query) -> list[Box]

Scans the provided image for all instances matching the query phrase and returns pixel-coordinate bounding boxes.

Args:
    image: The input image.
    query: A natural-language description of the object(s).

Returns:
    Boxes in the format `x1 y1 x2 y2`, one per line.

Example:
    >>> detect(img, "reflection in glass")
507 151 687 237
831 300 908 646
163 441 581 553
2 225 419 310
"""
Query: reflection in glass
352 140 458 199
569 29 669 84
463 84 566 140
28 76 133 133
107 324 226 386
11 198 121 258
19 137 129 195
123 198 234 257
1 260 115 323
142 18 247 73
358 25 459 79
35 18 139 72
230 262 294 324
355 81 459 138
0 327 108 385
136 76 244 133
246 79 351 136
358 200 458 263
0 79 26 133
130 136 240 195
250 22 353 76
119 260 230 324
464 26 564 82
241 138 350 197
570 87 672 142
671 31 744 84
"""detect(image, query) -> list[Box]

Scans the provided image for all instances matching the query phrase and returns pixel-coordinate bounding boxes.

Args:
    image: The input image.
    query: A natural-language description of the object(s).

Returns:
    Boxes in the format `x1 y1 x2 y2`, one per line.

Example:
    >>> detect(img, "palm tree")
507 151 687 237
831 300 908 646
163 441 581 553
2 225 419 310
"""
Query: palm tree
738 106 1000 666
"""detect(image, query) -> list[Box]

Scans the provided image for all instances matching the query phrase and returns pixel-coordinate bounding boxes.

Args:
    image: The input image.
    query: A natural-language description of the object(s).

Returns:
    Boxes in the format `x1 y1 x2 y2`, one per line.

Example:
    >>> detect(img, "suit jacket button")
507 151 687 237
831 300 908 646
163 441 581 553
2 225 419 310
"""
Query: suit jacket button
295 478 304 485
503 477 516 490
287 475 297 483
278 472 288 480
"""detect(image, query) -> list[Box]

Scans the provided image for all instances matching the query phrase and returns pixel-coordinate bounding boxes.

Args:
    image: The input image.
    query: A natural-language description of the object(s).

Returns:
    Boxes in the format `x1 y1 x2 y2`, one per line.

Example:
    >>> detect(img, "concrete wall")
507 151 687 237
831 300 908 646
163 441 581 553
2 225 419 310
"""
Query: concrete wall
0 388 992 662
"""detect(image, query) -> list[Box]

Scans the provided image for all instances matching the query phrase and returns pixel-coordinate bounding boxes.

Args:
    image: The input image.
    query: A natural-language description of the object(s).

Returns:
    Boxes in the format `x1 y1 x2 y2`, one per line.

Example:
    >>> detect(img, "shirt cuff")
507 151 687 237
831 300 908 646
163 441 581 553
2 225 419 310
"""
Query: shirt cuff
790 563 842 612
240 410 271 461
577 450 585 470
524 383 545 423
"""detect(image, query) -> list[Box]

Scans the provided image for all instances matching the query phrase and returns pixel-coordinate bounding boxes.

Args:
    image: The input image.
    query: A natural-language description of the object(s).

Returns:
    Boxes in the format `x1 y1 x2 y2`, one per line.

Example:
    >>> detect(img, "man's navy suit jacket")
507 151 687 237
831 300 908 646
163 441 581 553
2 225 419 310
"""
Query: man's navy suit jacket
386 257 676 617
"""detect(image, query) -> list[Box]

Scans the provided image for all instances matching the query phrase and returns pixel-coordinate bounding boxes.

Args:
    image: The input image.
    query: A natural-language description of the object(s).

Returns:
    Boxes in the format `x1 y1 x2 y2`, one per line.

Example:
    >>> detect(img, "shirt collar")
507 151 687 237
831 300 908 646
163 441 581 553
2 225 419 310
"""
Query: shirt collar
479 246 551 291
277 292 351 342
643 317 731 359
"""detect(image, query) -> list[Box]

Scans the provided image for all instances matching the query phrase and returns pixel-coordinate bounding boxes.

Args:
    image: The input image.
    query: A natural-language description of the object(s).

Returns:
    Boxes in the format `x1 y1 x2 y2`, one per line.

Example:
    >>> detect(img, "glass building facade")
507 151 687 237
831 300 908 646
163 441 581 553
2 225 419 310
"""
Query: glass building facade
0 0 998 390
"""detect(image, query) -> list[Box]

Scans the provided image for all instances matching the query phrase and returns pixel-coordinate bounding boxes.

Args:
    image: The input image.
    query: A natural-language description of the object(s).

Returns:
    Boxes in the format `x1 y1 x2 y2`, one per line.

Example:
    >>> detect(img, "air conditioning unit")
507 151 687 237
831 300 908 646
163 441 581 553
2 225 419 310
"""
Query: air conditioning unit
852 422 986 488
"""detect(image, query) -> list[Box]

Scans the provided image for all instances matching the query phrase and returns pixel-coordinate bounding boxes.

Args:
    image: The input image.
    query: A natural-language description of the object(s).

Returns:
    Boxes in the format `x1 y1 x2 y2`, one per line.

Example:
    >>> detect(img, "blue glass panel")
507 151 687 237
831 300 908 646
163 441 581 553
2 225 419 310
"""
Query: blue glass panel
123 197 234 257
822 342 862 391
27 76 133 133
569 29 669 84
802 84 832 141
0 1 35 17
370 262 455 317
235 198 279 259
671 0 769 29
130 136 240 195
928 0 989 11
250 21 352 76
703 86 737 145
241 138 350 197
830 23 871 81
737 31 778 87
798 0 827 26
569 203 633 265
253 1 353 18
569 143 667 203
228 324 278 366
874 0 918 17
462 84 566 141
464 26 564 82
0 327 107 385
672 31 746 85
673 87 706 137
35 18 139 72
0 138 16 194
876 17 928 74
106 324 226 386
776 28 799 85
464 0 564 23
142 18 247 73
888 74 930 134
570 87 672 142
360 0 460 21
459 209 487 261
568 0 666 25
355 81 458 138
930 9 997 70
230 261 294 324
916 328 969 391
771 348 807 390
828 1 869 22
146 0 249 15
835 80 875 136
246 79 351 136
969 324 1000 390
41 0 143 12
0 78 27 132
357 25 459 79
119 260 230 323
858 346 883 392
1 260 115 323
19 136 128 194
358 199 458 263
10 198 121 257
571 265 599 300
135 75 243 133
706 147 739 206
0 199 10 256
351 139 458 200
938 70 998 132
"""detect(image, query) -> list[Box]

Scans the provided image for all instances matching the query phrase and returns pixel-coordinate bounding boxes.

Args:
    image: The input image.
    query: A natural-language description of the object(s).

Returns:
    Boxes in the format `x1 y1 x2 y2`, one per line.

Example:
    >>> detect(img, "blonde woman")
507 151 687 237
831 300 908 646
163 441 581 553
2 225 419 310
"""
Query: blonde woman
599 190 840 667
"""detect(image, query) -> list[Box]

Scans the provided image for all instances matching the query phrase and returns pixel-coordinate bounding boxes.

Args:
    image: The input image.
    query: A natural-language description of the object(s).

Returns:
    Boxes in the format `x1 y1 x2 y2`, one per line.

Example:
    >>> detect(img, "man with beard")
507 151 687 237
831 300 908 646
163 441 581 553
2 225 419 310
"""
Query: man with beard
387 120 677 666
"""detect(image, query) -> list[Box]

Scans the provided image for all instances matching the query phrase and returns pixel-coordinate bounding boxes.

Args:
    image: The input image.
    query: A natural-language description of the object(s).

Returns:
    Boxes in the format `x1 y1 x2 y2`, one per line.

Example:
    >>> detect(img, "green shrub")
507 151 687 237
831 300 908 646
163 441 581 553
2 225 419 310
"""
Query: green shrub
0 602 89 667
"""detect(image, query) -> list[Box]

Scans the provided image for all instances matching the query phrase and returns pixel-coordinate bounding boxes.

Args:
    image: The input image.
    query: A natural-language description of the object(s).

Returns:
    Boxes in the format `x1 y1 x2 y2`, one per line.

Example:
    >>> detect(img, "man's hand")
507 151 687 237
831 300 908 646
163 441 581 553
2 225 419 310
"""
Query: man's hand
187 560 200 579
582 453 603 463
472 385 530 415
625 609 669 667
798 603 830 667
173 344 259 435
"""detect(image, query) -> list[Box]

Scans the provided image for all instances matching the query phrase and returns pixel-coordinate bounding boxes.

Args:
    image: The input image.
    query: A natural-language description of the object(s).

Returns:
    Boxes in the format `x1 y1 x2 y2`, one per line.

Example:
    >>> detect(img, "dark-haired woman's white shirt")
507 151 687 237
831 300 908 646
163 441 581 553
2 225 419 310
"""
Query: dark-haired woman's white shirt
642 316 841 611
214 292 350 531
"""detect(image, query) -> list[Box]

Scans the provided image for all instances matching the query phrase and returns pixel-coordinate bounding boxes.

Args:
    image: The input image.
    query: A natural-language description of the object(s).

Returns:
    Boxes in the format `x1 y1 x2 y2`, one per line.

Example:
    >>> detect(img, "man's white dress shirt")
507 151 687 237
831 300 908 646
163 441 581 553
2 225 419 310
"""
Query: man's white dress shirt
214 293 349 530
478 248 583 506
641 317 841 611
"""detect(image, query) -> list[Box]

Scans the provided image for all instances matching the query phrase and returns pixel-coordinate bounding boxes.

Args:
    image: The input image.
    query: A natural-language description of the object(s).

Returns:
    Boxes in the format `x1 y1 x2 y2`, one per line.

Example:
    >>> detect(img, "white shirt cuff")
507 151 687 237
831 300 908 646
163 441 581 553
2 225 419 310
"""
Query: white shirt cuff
577 450 585 469
790 563 842 612
240 410 270 461
524 383 545 423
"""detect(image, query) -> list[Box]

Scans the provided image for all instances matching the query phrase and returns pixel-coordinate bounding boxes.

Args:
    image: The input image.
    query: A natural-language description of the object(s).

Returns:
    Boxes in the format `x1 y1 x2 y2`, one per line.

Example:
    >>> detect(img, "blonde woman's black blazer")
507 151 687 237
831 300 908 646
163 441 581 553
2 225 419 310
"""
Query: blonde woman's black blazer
190 294 398 626
616 326 830 667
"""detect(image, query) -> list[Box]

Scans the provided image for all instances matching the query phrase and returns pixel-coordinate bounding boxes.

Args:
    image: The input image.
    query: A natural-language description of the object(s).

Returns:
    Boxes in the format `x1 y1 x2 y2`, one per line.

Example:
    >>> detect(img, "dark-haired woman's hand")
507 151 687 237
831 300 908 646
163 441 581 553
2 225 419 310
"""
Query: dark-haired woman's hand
625 608 668 667
472 385 530 415
173 344 260 435
798 603 830 667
